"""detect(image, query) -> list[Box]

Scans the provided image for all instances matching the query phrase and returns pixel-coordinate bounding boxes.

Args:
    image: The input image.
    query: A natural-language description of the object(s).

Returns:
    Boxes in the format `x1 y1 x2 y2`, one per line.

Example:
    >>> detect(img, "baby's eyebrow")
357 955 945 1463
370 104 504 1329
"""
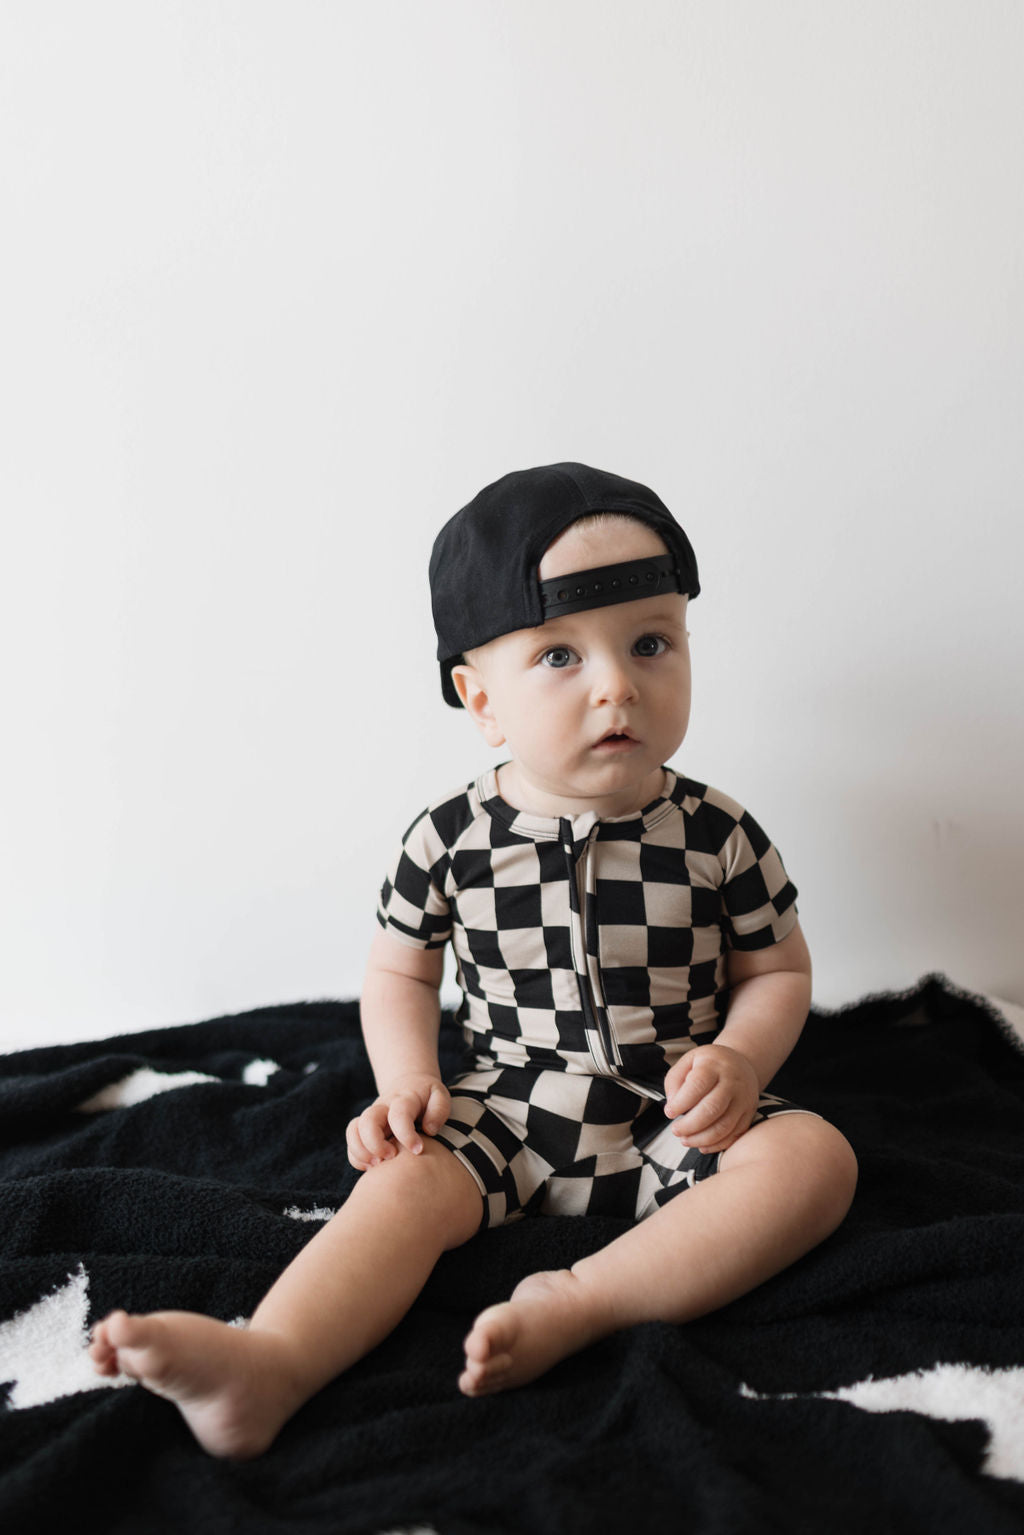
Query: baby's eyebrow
628 608 688 628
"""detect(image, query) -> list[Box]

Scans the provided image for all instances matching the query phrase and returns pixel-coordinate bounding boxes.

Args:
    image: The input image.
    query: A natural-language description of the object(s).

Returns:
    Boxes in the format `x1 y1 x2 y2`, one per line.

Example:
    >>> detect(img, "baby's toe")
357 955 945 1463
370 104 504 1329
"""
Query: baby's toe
459 1351 513 1396
463 1303 518 1364
461 1303 521 1395
89 1317 120 1371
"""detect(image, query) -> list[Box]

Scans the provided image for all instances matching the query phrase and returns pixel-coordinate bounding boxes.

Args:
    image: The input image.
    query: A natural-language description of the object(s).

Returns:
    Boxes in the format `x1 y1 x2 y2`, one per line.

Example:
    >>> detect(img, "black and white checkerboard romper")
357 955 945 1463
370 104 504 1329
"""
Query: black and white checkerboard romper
377 767 814 1230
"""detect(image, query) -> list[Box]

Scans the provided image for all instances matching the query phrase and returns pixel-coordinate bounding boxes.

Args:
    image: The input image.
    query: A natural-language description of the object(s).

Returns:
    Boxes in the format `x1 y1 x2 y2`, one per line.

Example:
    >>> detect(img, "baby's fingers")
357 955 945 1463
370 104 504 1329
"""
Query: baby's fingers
420 1083 450 1138
346 1119 376 1170
672 1077 733 1133
675 1101 750 1152
387 1093 425 1154
345 1121 372 1170
681 1122 745 1154
347 1104 394 1167
664 1056 720 1118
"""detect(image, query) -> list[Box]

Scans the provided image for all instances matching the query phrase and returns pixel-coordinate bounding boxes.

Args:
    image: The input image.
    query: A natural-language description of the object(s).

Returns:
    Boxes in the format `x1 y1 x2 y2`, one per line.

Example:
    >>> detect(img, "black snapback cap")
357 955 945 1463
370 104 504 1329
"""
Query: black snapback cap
429 461 700 708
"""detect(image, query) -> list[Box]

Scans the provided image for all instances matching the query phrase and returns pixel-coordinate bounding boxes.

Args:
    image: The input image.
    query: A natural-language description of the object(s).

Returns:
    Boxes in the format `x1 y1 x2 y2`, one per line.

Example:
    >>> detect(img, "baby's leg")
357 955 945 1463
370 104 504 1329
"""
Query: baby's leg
460 1113 856 1395
90 1140 482 1456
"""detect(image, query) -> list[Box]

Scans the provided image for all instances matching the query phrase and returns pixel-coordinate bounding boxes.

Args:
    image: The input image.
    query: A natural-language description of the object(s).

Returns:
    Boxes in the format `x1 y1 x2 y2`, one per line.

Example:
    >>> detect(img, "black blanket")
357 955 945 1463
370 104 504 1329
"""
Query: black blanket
2 976 1023 1534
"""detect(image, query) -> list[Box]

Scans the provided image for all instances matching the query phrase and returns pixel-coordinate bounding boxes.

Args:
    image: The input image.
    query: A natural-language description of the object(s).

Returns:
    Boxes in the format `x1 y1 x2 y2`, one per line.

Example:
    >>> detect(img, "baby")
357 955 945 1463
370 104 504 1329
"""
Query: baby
90 461 857 1457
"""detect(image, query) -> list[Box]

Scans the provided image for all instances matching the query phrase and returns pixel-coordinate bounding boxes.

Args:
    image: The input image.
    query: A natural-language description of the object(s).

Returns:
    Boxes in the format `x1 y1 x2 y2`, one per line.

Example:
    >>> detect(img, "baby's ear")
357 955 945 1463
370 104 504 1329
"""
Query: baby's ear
450 665 506 748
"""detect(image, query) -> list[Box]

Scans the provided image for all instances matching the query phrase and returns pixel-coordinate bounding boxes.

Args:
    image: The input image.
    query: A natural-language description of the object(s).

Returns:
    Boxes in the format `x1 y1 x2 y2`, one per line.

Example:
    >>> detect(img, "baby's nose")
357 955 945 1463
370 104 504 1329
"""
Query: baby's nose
591 659 638 705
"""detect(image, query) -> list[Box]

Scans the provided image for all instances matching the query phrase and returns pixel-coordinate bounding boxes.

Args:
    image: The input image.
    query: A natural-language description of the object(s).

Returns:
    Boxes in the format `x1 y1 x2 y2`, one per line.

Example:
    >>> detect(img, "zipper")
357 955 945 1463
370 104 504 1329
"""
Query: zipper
559 818 620 1073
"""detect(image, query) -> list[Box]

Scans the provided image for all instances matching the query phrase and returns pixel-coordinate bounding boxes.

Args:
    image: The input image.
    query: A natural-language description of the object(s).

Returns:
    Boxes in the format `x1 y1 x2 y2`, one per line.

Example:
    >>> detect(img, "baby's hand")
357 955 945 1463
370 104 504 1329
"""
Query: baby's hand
662 1045 760 1154
345 1075 450 1171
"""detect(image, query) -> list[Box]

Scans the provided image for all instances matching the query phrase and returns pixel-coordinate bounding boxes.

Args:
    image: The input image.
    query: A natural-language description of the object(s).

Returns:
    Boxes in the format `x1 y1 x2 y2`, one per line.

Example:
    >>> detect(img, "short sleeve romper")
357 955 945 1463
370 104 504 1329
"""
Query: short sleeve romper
377 766 816 1230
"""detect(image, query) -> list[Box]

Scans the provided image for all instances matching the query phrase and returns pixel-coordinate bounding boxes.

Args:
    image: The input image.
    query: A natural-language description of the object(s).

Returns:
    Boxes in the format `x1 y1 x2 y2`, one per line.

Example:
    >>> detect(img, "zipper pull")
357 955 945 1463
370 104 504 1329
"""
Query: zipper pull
558 816 599 862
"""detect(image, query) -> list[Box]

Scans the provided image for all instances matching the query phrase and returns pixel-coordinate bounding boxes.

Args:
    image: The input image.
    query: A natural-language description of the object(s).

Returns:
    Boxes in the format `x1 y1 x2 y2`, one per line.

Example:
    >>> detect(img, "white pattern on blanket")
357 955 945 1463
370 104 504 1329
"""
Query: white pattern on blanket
0 1267 131 1409
742 1364 1024 1483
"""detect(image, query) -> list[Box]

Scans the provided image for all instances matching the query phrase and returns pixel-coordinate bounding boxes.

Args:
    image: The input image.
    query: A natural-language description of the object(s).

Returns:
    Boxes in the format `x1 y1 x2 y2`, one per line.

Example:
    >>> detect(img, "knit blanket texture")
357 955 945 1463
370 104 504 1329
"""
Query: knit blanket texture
1 976 1023 1534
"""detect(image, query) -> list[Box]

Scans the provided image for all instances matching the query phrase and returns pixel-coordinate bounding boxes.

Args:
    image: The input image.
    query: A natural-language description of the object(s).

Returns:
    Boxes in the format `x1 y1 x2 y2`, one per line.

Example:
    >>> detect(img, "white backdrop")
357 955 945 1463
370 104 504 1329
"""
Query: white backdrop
2 1 1022 1052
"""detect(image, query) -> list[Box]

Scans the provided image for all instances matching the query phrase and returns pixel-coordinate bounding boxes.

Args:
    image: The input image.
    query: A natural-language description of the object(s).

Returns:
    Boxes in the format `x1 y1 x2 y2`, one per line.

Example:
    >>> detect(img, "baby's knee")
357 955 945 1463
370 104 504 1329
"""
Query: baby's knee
361 1138 482 1248
819 1117 856 1175
794 1116 858 1222
744 1113 857 1223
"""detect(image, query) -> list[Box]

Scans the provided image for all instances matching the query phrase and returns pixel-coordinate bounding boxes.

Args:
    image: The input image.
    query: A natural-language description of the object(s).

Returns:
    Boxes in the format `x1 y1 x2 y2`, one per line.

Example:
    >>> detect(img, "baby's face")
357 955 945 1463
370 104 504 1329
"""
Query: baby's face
452 519 691 818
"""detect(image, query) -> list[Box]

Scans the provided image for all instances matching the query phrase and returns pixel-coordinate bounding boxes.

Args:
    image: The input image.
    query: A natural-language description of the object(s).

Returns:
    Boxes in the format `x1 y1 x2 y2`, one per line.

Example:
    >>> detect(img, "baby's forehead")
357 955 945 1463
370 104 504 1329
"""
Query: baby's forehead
537 516 669 582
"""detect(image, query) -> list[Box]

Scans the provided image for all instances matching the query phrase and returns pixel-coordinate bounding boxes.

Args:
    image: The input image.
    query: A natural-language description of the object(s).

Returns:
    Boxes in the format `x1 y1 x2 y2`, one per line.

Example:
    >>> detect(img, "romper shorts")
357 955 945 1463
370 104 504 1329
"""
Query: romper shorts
434 1063 816 1231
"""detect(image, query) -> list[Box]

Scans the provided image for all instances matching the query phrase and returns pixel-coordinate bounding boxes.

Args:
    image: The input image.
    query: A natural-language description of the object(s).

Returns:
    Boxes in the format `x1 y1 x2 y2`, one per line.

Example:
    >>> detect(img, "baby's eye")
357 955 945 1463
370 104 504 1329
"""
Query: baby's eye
541 645 579 669
632 634 668 658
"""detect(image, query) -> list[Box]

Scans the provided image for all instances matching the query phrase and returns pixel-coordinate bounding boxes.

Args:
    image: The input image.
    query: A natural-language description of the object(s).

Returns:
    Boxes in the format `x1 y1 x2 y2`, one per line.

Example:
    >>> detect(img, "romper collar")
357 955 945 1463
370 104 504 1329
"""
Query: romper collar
477 765 681 843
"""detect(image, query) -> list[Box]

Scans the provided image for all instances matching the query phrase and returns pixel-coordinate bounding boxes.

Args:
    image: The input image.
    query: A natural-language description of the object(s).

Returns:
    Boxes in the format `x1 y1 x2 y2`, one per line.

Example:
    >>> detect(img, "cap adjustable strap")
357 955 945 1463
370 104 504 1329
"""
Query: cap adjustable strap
538 554 683 619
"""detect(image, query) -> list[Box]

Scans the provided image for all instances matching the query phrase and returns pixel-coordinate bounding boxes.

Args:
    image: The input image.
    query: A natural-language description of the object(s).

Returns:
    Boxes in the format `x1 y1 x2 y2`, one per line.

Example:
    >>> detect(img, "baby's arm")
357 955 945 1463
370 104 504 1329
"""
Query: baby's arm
663 923 812 1153
346 929 449 1170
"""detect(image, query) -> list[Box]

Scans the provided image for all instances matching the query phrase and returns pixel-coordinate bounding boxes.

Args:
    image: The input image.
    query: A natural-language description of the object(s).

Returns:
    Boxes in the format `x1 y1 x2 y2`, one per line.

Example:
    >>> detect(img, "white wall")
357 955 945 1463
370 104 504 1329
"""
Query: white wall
2 1 1021 1052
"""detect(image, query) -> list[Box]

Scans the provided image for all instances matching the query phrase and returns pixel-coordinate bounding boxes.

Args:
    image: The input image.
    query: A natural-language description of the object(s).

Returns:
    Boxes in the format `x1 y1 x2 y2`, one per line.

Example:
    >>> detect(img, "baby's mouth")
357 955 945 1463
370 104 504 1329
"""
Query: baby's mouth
593 728 639 750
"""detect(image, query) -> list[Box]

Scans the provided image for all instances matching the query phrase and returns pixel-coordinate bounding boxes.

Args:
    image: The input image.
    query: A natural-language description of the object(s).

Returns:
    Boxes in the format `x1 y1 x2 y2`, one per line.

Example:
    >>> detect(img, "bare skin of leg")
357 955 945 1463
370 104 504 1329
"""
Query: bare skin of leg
459 1114 857 1396
90 1116 856 1452
89 1140 483 1458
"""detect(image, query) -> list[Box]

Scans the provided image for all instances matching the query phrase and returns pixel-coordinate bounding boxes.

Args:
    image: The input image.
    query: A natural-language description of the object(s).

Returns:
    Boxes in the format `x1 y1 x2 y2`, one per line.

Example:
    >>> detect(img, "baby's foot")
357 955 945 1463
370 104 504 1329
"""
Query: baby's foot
459 1269 608 1397
89 1310 301 1458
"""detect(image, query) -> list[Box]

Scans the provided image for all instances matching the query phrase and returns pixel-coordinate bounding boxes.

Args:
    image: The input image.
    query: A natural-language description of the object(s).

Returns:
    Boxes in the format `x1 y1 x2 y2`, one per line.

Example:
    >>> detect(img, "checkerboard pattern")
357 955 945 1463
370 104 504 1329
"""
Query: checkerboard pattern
377 766 808 1226
435 1064 808 1228
378 767 798 1094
